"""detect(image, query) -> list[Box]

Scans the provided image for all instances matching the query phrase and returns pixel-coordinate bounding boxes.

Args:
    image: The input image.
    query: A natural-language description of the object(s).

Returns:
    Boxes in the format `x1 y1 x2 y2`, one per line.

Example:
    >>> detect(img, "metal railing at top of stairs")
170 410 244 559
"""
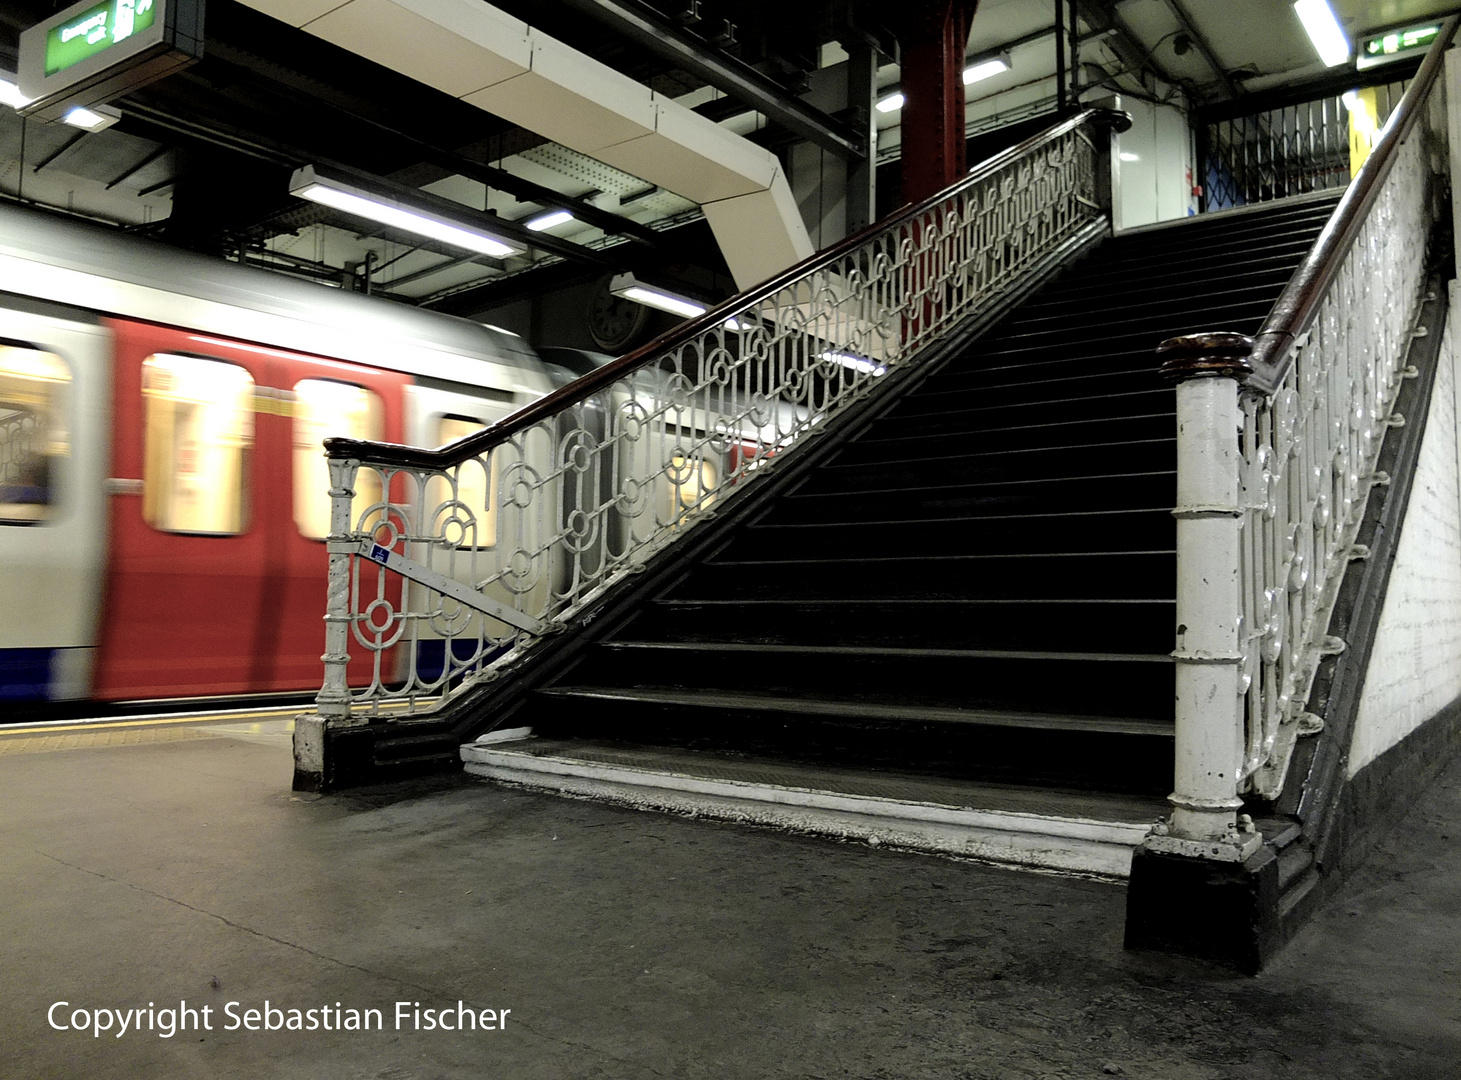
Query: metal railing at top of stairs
312 107 1128 725
1149 15 1459 864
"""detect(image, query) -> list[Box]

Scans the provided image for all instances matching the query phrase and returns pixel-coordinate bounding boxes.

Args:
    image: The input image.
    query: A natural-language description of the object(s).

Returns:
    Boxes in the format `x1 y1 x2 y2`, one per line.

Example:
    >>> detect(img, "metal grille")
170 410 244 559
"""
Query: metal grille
316 112 1117 724
1199 81 1407 212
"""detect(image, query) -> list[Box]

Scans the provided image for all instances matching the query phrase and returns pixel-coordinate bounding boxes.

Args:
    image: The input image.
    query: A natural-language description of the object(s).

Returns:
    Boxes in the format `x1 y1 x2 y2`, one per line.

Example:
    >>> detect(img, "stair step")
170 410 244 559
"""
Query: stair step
965 300 1276 356
573 641 1173 719
725 507 1175 558
530 686 1174 794
677 549 1174 601
879 388 1175 435
999 278 1299 337
459 737 1163 876
1015 247 1322 314
846 412 1175 457
539 684 1172 736
628 597 1175 652
891 374 1170 416
769 471 1174 523
800 438 1173 492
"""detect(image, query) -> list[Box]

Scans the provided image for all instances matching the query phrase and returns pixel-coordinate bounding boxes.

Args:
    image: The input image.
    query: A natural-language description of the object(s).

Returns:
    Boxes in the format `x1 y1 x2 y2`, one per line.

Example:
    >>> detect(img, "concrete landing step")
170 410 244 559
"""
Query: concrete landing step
460 736 1163 878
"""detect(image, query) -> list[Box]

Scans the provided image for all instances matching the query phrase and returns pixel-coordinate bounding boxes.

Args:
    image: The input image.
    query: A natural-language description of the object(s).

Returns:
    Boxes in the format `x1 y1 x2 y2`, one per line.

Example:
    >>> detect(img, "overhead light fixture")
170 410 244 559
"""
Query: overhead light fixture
1120 152 1141 162
289 165 526 259
62 103 120 131
609 272 743 330
963 54 1010 85
525 209 573 232
874 52 1008 116
0 76 31 110
1294 0 1351 67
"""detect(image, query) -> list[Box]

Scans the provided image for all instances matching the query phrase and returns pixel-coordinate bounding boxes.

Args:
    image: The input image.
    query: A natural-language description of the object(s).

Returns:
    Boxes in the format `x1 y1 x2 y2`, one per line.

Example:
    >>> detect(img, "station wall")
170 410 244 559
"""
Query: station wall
1348 293 1461 775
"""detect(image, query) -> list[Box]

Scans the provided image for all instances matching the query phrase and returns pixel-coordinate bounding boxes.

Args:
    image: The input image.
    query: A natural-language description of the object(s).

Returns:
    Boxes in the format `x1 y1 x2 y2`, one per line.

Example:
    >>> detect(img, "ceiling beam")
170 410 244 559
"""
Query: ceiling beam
553 0 867 160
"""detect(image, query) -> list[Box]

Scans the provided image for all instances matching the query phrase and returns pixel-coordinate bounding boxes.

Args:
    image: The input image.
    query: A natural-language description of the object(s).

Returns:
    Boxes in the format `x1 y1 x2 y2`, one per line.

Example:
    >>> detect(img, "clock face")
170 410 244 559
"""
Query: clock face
587 274 649 352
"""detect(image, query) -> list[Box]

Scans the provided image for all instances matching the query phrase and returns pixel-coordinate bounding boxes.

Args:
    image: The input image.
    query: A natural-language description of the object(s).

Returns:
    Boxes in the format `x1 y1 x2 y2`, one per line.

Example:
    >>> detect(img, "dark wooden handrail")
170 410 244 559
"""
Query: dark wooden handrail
325 107 1129 468
1241 13 1459 396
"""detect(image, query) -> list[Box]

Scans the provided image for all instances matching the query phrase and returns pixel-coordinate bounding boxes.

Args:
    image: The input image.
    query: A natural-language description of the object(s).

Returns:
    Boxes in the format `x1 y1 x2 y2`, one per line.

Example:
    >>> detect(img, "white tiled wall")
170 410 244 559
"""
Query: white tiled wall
1348 292 1461 776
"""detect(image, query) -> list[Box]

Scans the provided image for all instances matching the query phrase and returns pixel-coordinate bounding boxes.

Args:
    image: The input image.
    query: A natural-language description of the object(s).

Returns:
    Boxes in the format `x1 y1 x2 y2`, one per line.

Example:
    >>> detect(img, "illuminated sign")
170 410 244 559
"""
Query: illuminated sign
45 1 159 77
17 0 202 124
1357 22 1442 70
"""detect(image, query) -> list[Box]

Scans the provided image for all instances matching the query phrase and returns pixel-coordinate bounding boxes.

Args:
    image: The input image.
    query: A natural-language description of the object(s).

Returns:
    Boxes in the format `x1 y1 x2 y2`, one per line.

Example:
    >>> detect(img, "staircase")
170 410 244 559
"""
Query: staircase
464 194 1343 870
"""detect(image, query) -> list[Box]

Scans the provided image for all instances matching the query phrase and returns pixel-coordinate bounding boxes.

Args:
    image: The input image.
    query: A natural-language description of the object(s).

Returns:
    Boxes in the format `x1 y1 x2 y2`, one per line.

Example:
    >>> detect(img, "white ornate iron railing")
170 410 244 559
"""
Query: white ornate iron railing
314 109 1124 725
1149 17 1456 862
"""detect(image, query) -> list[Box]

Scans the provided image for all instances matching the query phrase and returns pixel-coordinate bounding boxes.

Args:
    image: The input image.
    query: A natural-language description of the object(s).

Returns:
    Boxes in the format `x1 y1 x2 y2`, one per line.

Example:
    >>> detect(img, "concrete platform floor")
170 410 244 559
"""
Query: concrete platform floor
1 717 1459 1079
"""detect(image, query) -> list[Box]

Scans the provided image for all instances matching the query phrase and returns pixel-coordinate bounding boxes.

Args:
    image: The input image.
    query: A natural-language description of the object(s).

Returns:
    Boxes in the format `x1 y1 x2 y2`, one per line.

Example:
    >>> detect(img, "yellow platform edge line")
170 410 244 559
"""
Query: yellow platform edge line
0 698 427 737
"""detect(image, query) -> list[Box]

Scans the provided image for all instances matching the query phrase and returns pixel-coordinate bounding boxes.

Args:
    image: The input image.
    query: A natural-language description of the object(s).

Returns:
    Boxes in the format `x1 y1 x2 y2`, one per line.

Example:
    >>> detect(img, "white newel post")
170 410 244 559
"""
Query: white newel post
1147 334 1262 862
317 456 362 726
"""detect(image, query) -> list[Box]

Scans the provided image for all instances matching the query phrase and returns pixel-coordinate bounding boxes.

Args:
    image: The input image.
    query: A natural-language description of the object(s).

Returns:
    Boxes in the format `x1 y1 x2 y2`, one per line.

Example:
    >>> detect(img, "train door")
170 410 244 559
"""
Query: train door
270 354 409 691
0 299 111 702
92 321 283 699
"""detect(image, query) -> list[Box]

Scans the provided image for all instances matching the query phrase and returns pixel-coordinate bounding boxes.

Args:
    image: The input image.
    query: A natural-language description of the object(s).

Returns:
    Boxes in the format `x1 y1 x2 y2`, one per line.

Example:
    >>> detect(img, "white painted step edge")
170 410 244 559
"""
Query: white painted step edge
460 744 1152 879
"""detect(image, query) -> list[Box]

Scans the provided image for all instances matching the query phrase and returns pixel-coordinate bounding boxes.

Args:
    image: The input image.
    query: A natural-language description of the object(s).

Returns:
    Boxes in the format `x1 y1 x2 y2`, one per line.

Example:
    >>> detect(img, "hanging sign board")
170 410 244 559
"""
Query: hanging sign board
1357 22 1442 70
17 0 204 123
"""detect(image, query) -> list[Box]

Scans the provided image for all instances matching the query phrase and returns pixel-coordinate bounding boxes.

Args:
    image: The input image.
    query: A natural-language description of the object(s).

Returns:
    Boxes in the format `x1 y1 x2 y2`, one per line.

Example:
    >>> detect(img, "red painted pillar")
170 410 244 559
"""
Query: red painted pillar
896 1 980 205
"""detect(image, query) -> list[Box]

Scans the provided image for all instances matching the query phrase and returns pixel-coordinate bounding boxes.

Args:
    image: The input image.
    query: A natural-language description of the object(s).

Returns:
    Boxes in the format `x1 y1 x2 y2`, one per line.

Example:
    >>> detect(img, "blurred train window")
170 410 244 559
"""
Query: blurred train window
427 415 498 548
293 379 384 540
142 355 254 535
669 453 717 513
0 346 70 525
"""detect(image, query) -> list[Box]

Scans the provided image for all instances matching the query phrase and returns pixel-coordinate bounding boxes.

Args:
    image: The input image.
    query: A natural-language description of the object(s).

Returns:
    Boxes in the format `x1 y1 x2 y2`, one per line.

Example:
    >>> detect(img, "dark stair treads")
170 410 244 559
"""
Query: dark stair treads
522 194 1336 804
843 412 1178 458
679 549 1174 602
722 507 1175 558
1014 246 1328 313
796 439 1174 493
626 598 1176 653
872 390 1177 438
569 642 1174 719
531 687 1175 794
769 471 1175 522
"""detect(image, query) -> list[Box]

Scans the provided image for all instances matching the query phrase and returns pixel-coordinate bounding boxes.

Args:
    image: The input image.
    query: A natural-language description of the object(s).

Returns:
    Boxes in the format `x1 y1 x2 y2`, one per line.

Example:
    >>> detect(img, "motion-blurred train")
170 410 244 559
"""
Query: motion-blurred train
0 201 628 708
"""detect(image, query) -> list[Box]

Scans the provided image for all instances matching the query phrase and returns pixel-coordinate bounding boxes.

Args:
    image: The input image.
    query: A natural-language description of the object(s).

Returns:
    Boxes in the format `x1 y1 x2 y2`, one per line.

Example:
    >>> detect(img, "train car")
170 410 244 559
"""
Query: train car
0 201 576 708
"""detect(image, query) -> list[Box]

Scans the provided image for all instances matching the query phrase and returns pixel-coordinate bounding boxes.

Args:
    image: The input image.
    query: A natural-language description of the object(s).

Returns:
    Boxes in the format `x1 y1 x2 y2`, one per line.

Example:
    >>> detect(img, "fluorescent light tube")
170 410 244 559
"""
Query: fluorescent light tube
525 209 573 231
1294 0 1351 67
821 351 886 376
608 272 748 328
875 92 905 113
0 78 31 109
1120 152 1141 162
62 105 119 131
963 57 1009 84
621 285 706 320
290 168 525 259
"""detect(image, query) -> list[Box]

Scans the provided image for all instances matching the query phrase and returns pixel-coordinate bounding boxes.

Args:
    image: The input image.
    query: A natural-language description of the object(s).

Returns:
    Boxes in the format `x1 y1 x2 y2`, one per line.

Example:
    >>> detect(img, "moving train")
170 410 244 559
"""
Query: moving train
0 201 616 708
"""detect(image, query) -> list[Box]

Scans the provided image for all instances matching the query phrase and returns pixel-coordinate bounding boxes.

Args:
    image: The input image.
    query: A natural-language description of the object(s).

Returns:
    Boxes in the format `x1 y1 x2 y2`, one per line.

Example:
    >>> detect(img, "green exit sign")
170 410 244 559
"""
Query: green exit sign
45 1 158 77
1357 22 1442 69
17 0 202 123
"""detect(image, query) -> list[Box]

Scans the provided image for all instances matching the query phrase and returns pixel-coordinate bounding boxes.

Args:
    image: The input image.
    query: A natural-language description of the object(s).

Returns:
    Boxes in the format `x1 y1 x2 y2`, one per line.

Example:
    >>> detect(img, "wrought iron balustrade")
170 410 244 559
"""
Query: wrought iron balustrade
1151 16 1457 861
313 108 1124 724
